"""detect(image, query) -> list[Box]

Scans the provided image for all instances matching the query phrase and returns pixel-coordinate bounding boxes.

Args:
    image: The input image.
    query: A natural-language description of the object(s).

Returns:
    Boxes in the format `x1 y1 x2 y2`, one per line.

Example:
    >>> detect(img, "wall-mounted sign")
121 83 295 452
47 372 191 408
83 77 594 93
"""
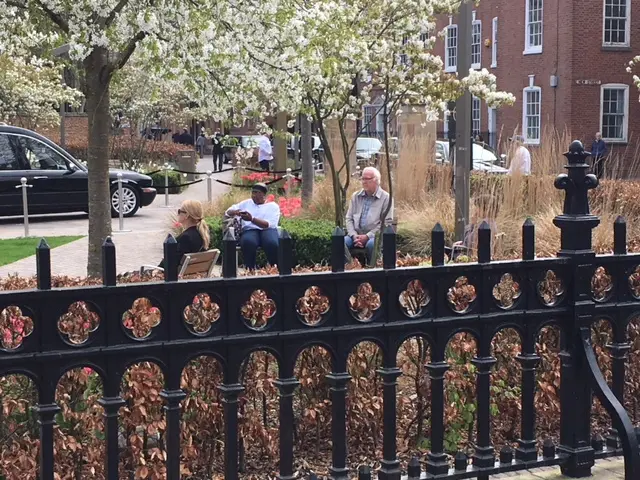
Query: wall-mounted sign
575 79 602 85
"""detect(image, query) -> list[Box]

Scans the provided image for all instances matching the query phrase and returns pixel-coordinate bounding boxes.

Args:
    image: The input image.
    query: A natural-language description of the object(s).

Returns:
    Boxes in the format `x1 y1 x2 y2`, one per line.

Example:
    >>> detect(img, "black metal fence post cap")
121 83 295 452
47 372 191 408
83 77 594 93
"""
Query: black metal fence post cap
432 222 444 232
103 236 115 246
37 238 50 249
563 140 591 164
223 228 236 241
279 229 291 239
164 233 177 243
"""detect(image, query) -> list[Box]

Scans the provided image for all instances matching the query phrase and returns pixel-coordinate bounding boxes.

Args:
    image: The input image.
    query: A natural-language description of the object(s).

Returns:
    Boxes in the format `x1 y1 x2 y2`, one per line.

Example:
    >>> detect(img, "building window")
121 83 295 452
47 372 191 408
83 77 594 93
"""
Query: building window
603 0 630 46
522 85 541 144
525 0 543 54
472 16 482 69
446 23 458 73
472 96 481 137
491 17 498 67
600 84 628 142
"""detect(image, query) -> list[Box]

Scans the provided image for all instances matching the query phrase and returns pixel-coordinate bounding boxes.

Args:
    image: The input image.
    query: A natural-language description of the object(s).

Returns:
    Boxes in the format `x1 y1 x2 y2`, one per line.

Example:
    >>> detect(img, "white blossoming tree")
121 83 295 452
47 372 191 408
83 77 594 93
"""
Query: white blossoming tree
0 0 273 275
247 0 516 227
0 9 82 127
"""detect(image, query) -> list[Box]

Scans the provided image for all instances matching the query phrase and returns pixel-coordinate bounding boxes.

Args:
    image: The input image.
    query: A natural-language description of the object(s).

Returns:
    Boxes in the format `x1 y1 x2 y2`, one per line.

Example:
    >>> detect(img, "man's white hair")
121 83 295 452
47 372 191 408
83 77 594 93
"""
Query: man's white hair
362 166 381 183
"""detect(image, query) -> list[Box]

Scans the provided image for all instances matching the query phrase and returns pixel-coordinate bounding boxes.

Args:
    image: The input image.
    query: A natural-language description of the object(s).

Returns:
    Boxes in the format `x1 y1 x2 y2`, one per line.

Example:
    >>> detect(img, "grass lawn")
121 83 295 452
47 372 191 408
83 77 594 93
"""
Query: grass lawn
0 236 84 267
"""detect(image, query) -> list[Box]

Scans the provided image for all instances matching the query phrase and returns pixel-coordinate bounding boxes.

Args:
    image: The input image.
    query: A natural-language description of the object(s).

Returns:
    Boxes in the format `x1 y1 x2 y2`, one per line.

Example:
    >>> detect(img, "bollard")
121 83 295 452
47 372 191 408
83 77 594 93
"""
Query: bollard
285 167 293 198
206 170 213 203
114 173 131 233
354 165 361 178
163 163 170 207
15 177 32 237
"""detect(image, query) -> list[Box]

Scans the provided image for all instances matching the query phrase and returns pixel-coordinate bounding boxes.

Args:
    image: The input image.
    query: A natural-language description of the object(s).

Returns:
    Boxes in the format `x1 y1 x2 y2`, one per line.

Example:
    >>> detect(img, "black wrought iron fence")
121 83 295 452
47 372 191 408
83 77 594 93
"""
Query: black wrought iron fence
1 141 640 480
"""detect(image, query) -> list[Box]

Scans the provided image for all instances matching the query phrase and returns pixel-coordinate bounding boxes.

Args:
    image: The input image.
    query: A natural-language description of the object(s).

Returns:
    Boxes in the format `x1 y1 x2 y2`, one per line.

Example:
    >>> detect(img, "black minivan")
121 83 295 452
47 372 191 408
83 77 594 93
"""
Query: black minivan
0 125 156 217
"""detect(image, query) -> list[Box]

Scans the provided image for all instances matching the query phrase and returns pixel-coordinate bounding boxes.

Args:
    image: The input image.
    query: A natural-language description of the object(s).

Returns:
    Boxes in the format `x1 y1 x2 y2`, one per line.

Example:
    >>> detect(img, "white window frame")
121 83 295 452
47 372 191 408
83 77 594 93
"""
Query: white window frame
471 16 482 69
602 0 631 47
522 79 541 145
472 96 481 137
488 107 497 148
491 17 498 68
600 83 629 143
524 0 543 54
445 20 458 73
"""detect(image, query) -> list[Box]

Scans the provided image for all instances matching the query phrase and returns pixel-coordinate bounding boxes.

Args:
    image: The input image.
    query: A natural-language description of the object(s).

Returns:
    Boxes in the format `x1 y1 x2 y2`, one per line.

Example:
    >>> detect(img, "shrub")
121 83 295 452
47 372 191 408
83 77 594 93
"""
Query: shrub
207 217 335 267
63 136 193 170
147 170 185 194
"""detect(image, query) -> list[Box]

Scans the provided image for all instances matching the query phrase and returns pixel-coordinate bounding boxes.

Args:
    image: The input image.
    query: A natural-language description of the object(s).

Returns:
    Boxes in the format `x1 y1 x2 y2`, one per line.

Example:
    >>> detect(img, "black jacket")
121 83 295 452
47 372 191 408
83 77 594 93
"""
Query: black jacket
159 226 205 271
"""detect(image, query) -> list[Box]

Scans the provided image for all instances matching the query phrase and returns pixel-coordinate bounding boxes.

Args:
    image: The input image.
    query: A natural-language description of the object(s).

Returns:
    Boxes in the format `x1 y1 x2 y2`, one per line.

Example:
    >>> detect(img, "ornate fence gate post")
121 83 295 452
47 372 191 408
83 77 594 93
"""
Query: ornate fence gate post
554 141 640 479
553 140 600 476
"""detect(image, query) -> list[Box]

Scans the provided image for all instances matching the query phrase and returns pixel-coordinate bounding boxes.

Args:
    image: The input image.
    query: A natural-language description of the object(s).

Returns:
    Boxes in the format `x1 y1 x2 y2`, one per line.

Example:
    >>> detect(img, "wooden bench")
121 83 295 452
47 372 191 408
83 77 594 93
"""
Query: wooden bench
140 249 221 278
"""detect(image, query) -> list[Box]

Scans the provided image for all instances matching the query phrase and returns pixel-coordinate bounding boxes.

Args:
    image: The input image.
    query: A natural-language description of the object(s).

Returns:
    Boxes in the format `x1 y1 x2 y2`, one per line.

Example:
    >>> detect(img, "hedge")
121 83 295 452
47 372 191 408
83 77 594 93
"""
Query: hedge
207 217 336 267
206 217 411 267
148 170 185 194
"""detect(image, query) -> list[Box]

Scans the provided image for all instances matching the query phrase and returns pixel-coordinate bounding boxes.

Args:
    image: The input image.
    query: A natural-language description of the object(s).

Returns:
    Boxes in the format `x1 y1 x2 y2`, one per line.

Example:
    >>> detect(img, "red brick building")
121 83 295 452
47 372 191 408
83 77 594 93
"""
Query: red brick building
436 0 640 169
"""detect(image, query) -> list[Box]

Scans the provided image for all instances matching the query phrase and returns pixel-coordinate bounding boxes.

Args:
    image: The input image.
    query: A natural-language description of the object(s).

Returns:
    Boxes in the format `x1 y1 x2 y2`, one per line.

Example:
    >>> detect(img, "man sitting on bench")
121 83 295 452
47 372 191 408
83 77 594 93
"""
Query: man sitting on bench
344 166 393 262
225 182 281 270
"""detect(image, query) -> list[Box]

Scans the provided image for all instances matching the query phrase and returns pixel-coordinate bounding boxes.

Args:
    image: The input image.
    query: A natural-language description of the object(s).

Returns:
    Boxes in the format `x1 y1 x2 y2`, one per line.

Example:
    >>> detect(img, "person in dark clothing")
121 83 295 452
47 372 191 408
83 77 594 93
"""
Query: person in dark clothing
172 130 180 143
158 200 211 271
591 132 607 179
212 132 225 172
178 127 194 146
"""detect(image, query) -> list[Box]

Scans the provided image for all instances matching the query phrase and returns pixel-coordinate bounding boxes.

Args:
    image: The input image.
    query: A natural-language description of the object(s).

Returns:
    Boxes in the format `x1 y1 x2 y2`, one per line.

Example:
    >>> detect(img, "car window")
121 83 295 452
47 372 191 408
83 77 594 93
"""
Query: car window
0 133 26 170
15 136 69 171
435 143 446 162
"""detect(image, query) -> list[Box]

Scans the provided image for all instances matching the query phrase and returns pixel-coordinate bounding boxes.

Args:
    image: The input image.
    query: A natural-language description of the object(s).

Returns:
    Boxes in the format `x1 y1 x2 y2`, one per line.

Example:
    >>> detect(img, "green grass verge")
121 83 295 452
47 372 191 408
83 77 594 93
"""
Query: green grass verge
0 236 84 267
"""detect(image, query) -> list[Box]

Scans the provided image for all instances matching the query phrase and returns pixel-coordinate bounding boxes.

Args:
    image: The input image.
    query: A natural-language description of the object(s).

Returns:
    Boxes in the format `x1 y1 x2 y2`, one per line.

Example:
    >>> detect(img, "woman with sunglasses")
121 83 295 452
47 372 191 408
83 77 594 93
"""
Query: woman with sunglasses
159 200 211 270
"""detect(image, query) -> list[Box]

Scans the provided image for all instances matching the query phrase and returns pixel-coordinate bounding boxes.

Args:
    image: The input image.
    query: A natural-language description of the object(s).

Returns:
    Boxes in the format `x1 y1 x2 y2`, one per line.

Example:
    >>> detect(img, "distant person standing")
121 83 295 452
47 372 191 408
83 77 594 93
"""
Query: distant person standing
179 127 194 146
507 135 531 175
258 131 273 171
196 132 206 158
212 132 225 172
591 132 608 179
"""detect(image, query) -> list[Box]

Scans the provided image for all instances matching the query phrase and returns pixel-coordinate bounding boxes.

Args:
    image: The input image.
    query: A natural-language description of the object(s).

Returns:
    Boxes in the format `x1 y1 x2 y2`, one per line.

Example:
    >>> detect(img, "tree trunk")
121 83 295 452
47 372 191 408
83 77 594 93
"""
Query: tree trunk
84 47 113 277
300 115 314 208
315 118 344 227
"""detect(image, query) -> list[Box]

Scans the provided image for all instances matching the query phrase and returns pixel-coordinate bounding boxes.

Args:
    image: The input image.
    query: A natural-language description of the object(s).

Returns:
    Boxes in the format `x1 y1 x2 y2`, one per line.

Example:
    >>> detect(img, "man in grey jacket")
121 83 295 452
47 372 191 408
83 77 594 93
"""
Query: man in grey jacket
344 166 393 260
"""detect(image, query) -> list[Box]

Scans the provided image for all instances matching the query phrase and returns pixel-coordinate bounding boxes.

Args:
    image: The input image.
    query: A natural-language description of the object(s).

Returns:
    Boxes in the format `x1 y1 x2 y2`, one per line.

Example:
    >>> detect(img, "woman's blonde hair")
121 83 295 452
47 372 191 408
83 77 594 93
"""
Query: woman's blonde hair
180 200 210 250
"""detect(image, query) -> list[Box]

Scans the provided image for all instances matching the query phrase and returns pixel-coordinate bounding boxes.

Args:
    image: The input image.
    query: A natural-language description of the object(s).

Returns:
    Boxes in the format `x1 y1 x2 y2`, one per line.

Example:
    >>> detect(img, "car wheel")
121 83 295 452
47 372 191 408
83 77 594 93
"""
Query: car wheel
111 185 140 217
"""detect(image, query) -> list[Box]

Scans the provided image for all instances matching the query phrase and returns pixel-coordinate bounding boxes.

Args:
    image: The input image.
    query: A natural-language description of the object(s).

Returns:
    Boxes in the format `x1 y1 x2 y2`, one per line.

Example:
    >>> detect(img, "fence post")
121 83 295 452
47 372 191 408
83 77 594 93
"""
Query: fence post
36 238 51 290
431 223 445 266
101 237 117 286
277 229 292 275
222 228 237 278
382 225 396 269
15 177 32 237
553 141 600 477
331 227 345 272
206 170 213 203
163 234 179 282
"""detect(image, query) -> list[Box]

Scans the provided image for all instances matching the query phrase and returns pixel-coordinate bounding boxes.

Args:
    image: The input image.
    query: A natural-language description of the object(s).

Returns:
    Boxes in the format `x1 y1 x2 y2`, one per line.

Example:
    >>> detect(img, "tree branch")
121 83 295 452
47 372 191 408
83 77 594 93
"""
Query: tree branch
36 0 69 33
103 0 129 28
113 31 146 72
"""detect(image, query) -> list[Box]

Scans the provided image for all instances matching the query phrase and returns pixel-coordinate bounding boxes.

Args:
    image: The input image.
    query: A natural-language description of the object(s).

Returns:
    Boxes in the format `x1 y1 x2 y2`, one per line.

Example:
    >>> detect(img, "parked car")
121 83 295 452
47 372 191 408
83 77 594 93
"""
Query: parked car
435 140 509 174
0 125 156 217
356 137 383 162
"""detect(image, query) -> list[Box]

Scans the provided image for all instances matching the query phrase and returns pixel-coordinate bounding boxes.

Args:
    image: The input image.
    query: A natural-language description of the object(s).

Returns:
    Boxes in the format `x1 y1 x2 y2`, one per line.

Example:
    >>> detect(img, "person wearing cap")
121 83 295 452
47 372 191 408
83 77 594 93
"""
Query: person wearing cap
225 183 280 269
507 135 531 175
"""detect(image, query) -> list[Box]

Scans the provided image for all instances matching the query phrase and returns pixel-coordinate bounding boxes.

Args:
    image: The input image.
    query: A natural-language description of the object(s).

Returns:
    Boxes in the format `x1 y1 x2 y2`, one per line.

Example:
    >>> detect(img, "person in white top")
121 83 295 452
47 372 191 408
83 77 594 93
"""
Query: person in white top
507 135 532 175
258 132 273 171
225 182 281 269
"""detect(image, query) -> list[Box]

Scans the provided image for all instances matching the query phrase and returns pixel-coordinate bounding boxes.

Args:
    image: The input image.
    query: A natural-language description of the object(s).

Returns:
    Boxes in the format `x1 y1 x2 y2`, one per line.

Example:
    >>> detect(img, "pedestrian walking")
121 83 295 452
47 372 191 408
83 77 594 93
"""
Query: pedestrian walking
196 132 207 158
258 131 273 171
507 135 531 176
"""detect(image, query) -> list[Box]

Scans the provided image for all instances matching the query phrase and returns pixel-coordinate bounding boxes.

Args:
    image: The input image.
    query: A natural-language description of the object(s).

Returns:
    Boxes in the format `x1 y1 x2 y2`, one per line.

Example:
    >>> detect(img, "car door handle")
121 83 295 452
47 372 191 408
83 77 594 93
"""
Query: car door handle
33 176 48 179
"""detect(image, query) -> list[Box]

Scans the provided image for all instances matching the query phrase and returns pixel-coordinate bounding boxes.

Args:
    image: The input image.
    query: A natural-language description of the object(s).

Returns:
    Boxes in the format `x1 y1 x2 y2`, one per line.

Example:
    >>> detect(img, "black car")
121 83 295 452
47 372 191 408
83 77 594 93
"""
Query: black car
0 125 156 217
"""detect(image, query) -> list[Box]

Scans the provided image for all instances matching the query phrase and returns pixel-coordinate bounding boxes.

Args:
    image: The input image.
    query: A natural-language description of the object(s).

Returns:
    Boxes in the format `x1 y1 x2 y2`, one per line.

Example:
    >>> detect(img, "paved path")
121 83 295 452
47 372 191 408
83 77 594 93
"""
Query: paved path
0 155 232 278
491 457 624 479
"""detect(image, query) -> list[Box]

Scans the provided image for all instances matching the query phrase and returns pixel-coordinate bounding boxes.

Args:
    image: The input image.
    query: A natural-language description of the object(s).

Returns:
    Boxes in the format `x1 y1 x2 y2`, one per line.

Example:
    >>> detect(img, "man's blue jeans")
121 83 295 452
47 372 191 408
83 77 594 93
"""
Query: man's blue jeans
240 228 279 269
344 235 374 260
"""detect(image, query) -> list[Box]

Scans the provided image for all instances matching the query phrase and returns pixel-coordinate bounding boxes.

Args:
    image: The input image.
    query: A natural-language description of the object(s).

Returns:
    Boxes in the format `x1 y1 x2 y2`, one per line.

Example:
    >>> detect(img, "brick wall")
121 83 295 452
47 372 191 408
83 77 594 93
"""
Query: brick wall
435 0 640 170
36 115 88 145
